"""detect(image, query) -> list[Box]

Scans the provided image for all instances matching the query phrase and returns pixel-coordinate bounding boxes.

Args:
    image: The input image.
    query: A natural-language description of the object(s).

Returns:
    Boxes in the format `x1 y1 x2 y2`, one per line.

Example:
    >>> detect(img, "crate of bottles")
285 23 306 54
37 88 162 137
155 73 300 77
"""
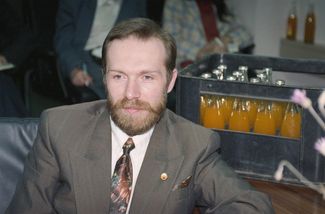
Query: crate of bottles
176 53 325 183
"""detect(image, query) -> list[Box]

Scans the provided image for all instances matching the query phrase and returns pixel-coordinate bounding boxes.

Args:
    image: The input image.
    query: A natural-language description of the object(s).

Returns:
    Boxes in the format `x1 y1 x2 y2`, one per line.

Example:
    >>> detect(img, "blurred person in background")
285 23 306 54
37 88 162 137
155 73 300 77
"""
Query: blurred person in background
0 0 39 67
0 0 41 117
163 0 254 68
55 0 147 102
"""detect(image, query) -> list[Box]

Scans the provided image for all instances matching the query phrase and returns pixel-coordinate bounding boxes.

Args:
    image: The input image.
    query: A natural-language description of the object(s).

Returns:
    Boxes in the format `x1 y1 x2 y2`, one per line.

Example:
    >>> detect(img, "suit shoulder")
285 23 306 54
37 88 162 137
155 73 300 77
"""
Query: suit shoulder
37 100 109 151
42 100 107 117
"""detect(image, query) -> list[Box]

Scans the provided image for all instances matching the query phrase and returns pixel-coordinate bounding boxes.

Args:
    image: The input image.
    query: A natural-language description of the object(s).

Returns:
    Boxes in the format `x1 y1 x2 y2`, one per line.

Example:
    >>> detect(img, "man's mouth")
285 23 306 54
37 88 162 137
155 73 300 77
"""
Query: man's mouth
123 106 146 113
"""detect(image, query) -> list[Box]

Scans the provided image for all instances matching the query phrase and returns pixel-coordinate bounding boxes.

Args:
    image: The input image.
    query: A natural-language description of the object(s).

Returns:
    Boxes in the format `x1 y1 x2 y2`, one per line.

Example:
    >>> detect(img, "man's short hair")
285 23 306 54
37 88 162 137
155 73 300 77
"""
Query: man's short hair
102 18 177 82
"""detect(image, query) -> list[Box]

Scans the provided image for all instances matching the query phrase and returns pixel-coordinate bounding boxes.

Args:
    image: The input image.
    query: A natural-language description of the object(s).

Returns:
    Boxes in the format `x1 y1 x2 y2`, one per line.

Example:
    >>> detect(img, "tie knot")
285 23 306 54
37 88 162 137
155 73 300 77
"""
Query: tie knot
123 138 135 155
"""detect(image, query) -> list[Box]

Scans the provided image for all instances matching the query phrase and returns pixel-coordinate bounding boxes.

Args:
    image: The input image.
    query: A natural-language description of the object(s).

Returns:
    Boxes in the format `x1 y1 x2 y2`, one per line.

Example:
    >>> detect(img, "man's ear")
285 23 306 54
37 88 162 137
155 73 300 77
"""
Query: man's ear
167 69 178 93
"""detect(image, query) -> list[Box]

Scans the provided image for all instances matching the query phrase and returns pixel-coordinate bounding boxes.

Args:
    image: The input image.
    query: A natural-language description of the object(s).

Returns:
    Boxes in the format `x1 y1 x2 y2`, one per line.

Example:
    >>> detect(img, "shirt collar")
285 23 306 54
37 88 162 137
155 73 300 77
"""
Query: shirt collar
110 117 155 148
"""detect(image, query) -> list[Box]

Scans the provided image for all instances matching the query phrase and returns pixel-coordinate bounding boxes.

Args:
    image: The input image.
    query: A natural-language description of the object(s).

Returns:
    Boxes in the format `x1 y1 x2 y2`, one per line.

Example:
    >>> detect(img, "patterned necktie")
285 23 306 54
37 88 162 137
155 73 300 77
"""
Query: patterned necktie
110 138 135 213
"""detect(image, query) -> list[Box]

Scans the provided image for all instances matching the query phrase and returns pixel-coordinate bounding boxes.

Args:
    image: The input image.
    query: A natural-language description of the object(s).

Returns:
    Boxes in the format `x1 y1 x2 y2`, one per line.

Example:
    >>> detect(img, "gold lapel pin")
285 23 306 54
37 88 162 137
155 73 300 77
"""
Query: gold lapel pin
160 173 168 181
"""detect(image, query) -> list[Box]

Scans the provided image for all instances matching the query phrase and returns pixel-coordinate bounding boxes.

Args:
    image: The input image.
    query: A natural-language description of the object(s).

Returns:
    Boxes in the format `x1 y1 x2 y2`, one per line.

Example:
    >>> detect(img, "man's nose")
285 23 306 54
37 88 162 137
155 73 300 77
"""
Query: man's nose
125 79 140 99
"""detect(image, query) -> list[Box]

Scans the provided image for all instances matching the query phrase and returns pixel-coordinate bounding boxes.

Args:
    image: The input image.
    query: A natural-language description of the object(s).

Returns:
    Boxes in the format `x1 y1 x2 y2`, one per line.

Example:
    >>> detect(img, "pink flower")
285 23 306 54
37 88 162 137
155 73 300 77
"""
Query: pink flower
274 166 284 181
318 90 325 118
315 138 325 156
291 89 312 109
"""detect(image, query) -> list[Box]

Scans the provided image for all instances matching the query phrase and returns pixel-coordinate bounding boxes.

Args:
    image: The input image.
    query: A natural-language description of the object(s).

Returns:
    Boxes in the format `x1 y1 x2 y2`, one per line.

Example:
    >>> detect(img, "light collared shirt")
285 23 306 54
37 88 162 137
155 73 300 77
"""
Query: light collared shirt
110 117 154 213
85 0 122 50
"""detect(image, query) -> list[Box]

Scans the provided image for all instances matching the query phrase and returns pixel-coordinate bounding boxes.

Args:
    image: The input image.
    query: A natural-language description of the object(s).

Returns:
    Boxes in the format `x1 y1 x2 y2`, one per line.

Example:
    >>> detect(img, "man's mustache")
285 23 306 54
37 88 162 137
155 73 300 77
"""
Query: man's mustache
116 98 159 114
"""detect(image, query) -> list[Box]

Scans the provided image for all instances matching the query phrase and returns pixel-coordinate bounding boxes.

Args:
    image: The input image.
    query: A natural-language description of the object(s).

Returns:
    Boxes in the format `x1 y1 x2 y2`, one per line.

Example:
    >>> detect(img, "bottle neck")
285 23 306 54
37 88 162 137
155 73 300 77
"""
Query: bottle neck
289 0 297 15
307 2 314 14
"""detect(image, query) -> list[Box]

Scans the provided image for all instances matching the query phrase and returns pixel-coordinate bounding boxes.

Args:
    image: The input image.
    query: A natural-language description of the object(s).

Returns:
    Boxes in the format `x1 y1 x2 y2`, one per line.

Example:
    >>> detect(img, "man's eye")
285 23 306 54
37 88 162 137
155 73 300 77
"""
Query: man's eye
112 74 122 79
143 75 154 80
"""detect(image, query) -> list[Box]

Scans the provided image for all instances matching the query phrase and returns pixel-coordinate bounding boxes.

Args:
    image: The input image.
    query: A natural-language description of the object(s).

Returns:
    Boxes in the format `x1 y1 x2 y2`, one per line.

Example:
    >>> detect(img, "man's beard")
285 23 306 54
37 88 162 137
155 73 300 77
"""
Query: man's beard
107 93 167 136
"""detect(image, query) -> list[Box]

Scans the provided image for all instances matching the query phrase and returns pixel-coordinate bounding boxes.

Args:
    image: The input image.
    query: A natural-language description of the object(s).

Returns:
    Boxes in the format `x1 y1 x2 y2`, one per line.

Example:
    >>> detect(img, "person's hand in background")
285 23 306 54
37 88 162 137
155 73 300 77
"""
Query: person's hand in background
71 68 93 87
196 36 232 60
0 55 8 65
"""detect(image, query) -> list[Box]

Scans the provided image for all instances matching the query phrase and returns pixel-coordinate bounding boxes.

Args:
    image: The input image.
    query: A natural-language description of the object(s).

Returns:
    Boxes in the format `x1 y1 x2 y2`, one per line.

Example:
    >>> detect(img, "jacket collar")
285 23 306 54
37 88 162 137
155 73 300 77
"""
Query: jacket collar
69 107 112 213
129 110 185 213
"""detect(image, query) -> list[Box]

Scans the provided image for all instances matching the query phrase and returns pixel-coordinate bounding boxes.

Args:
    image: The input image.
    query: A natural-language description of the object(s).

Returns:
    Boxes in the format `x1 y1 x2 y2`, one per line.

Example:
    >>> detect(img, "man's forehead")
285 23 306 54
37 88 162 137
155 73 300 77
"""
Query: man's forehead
108 35 163 49
106 36 167 65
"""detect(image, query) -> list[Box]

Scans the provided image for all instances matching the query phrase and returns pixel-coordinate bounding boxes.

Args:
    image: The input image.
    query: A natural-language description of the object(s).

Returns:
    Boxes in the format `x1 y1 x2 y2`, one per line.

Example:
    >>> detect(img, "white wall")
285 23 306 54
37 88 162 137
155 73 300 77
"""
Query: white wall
228 0 325 57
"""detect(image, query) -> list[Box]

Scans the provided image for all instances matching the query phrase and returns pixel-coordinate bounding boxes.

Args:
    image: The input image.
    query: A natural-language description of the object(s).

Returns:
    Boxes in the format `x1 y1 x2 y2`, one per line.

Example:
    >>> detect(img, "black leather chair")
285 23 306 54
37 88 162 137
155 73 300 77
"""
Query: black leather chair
0 117 39 213
21 0 70 110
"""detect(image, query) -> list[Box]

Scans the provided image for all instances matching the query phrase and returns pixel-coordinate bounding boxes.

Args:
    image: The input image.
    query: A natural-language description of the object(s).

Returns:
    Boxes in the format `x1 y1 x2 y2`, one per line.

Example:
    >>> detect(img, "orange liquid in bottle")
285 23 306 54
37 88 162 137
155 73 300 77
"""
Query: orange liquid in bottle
254 112 276 135
271 101 285 131
200 95 207 124
220 96 234 127
228 99 250 132
253 101 276 135
280 103 301 138
203 97 225 129
246 99 258 130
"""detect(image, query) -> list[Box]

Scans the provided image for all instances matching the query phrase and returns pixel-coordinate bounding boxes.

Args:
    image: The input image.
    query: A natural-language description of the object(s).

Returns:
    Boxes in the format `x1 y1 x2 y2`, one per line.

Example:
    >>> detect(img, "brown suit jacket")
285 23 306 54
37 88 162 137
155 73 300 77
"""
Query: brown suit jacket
6 100 274 213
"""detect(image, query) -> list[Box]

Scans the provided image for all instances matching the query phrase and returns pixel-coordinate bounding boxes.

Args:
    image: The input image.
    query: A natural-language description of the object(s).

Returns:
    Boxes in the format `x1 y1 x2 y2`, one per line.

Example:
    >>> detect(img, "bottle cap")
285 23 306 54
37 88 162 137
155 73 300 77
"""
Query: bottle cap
250 77 261 83
226 75 236 81
275 79 285 86
212 69 224 80
217 64 227 72
200 73 212 79
212 69 222 76
238 65 248 72
257 73 267 82
263 67 273 73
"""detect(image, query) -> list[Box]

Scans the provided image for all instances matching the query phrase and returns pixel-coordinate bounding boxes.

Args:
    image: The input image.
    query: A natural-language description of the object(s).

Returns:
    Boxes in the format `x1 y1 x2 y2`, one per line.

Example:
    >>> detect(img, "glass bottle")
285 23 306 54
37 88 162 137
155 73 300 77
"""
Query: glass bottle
304 2 316 44
217 64 227 75
238 66 249 82
202 95 213 127
250 77 261 84
275 79 285 86
228 98 250 132
212 69 224 80
247 78 261 130
271 101 285 132
256 72 267 84
226 75 236 81
246 98 258 130
200 95 207 124
201 72 212 79
232 71 243 82
203 96 225 129
220 96 234 128
271 80 286 132
286 0 298 40
280 103 302 138
263 68 272 84
253 100 276 135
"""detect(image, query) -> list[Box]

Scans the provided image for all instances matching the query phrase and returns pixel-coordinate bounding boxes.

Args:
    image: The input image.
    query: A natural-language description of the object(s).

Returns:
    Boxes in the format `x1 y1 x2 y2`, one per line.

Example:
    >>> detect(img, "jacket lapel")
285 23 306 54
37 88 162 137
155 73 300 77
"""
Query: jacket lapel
130 111 185 214
69 109 112 214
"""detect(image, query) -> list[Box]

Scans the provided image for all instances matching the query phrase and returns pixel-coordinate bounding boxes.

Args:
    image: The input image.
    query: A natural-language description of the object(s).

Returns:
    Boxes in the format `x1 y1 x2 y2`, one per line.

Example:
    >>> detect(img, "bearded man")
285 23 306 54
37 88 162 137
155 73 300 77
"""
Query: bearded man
6 18 274 214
